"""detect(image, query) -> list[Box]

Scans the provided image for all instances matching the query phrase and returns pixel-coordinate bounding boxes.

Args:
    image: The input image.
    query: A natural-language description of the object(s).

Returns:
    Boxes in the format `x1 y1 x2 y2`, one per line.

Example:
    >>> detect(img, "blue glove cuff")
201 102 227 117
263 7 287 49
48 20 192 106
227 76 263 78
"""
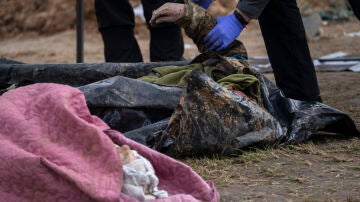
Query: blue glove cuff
192 0 212 9
200 0 211 9
229 54 247 60
228 13 244 30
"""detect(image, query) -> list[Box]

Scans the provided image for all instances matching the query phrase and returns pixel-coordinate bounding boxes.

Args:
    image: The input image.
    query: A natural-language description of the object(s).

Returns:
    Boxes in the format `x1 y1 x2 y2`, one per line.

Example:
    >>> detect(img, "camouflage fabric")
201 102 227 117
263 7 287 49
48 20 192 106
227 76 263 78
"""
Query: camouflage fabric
175 0 248 58
189 52 262 104
139 52 263 104
144 1 277 156
154 71 283 157
189 52 254 76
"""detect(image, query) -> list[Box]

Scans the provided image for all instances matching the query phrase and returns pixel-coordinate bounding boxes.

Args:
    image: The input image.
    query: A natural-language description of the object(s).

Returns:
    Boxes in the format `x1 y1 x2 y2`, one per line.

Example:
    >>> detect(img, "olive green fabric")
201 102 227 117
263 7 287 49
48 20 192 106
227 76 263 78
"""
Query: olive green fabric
138 63 262 104
139 64 203 87
217 74 261 104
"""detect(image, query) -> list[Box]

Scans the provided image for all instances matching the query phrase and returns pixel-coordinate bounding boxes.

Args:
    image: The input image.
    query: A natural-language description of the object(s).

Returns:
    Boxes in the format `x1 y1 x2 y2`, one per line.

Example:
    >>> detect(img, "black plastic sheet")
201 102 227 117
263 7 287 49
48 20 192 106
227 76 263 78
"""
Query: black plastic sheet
0 60 188 87
257 73 359 143
0 58 24 64
0 59 358 157
79 75 182 132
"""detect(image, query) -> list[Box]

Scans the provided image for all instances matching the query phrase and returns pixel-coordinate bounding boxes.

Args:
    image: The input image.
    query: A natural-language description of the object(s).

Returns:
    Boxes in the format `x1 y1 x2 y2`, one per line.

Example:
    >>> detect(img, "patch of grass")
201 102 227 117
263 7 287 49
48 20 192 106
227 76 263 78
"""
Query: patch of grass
346 195 360 202
284 176 307 184
259 167 285 178
303 195 316 202
259 167 275 178
282 142 327 156
181 147 279 186
232 147 278 164
182 156 237 187
181 137 360 195
324 138 360 153
326 155 354 163
345 165 360 171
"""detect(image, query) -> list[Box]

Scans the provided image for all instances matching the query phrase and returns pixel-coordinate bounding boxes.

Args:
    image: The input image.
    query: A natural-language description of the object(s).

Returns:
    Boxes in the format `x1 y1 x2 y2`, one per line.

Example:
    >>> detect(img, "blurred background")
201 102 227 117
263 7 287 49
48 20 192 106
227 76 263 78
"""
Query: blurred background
0 0 359 63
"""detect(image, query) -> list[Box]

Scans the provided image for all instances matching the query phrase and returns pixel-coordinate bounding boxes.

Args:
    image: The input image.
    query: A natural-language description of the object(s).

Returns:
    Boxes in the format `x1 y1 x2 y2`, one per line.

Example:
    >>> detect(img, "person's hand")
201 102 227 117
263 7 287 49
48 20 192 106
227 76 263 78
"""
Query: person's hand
204 13 244 52
190 0 212 9
150 3 186 26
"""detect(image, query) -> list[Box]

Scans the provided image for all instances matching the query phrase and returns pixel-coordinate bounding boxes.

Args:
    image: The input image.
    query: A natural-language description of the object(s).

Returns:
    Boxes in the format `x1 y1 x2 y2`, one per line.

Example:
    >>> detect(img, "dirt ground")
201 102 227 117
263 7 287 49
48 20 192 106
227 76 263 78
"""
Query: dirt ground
1 18 360 63
0 5 360 202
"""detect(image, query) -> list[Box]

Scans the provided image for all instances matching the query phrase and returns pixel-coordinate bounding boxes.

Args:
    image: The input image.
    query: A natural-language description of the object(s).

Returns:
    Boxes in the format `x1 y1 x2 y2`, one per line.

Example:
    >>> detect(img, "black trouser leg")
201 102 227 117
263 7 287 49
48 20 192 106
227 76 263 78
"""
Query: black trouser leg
141 0 184 62
348 0 360 20
94 0 143 62
258 0 321 101
99 28 143 62
149 26 184 62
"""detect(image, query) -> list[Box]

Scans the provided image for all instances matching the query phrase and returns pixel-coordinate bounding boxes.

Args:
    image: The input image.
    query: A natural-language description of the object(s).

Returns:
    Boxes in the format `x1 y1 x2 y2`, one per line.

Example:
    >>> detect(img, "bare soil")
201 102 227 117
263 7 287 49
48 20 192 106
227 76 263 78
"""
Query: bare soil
0 1 359 201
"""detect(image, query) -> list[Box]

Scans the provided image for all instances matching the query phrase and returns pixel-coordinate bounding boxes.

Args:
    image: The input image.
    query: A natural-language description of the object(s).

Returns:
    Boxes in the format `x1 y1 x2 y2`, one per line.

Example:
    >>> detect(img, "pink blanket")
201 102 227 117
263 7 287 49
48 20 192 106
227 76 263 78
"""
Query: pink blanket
0 83 218 202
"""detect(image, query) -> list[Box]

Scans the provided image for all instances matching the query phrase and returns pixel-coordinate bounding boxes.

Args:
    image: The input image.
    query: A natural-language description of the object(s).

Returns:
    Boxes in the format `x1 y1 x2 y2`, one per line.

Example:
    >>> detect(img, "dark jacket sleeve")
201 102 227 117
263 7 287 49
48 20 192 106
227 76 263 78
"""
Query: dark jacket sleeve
237 0 271 19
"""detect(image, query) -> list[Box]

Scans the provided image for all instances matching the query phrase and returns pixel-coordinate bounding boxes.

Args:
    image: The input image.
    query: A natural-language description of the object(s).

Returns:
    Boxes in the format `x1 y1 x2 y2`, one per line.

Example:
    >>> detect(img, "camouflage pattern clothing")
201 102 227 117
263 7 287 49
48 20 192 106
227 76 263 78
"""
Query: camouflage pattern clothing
140 0 262 104
175 0 248 58
142 0 283 157
139 52 262 104
154 70 283 157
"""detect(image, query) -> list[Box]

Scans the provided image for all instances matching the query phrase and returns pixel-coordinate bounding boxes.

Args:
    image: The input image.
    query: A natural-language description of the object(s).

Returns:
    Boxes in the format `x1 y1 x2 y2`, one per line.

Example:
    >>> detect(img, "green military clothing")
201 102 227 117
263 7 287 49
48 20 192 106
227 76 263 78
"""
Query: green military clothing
139 54 262 104
140 0 262 104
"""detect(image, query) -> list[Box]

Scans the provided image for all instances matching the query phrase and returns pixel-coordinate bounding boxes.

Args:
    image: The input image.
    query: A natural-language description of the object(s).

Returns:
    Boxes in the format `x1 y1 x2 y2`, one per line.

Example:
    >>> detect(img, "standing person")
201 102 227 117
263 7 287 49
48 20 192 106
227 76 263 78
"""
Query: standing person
192 0 322 102
94 0 184 62
348 0 360 20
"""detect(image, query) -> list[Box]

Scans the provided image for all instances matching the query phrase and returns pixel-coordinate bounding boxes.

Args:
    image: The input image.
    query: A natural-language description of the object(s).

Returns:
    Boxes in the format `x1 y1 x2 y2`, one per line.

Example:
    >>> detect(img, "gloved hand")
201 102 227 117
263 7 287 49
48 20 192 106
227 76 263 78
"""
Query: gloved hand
204 13 244 52
190 0 212 9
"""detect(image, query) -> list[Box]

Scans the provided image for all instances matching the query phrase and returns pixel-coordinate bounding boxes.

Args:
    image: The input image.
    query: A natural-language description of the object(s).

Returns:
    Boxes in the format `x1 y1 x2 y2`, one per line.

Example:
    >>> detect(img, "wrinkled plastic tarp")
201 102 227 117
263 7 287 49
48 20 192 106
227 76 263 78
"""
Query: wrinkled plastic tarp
0 60 186 133
79 76 182 132
0 60 188 88
0 60 358 157
0 58 23 64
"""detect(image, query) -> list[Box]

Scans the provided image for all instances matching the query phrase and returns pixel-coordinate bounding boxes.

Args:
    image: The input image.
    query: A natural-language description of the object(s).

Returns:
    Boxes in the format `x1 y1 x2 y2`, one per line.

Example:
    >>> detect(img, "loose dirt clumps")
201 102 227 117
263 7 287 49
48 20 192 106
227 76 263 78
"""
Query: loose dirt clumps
0 0 96 38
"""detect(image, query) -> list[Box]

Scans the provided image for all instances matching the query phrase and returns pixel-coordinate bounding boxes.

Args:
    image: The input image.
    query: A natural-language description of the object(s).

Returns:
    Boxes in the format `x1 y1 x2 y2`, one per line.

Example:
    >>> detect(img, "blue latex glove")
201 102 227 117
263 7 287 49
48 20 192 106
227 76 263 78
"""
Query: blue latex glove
190 0 212 9
204 13 244 52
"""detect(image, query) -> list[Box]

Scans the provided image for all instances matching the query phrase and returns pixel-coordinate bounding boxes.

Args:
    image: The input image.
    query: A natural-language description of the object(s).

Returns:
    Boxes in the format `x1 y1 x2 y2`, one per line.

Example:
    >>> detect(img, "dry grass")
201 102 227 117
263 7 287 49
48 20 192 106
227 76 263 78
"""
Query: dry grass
180 137 360 200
